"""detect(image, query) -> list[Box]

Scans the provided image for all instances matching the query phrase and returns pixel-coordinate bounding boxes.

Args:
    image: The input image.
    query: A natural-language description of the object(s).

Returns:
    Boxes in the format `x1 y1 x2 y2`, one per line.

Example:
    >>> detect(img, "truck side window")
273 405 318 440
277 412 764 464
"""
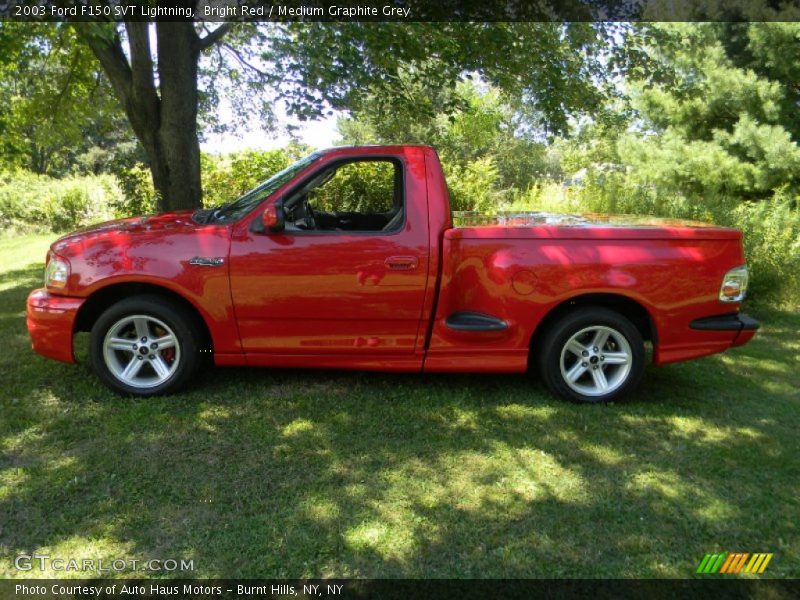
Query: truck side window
284 159 404 233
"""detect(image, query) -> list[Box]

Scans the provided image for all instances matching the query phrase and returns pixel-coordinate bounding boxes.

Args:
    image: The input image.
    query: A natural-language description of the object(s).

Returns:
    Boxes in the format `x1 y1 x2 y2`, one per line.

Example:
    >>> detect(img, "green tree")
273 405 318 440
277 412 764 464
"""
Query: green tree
0 23 135 176
337 78 564 208
618 23 800 201
73 18 610 211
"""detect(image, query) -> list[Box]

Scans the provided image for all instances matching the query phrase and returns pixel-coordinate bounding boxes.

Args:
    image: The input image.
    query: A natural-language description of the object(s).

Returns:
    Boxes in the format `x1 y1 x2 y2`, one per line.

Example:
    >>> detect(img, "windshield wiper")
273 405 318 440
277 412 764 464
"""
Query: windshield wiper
191 208 214 224
192 202 234 224
210 201 235 222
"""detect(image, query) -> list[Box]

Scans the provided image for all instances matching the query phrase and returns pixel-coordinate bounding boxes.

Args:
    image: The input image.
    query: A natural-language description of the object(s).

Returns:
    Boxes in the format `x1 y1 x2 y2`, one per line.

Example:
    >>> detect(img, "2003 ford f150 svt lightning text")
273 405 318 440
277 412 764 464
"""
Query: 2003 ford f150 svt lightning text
27 145 759 402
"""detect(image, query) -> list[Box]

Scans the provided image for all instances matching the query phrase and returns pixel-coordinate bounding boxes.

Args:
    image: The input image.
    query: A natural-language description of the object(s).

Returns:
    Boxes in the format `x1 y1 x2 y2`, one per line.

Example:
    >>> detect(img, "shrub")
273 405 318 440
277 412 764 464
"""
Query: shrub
114 164 156 217
0 170 121 235
730 195 800 307
202 149 295 208
444 156 507 212
310 160 396 213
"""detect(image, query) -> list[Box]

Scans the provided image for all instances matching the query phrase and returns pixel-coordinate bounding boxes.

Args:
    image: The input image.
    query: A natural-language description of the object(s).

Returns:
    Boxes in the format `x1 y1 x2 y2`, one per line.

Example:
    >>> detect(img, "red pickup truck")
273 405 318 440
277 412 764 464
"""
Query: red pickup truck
26 145 758 403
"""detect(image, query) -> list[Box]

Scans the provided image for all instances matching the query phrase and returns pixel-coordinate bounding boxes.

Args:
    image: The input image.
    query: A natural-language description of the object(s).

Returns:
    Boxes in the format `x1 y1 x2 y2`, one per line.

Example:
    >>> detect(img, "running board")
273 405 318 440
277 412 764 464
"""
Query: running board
445 312 508 332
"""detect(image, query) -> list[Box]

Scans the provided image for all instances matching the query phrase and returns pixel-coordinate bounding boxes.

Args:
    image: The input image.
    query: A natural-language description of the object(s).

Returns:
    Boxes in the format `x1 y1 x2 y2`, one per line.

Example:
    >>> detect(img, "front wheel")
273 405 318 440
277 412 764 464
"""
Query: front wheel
89 295 201 396
537 307 645 403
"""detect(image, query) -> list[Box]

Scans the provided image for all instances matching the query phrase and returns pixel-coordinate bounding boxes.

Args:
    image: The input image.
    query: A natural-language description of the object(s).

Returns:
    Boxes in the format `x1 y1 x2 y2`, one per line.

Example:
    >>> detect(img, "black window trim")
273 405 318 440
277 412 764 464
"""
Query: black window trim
278 154 408 237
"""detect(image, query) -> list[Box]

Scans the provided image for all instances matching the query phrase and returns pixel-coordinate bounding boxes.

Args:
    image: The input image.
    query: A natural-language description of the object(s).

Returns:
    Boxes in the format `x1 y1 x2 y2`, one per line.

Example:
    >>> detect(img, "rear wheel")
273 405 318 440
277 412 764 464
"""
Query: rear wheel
89 295 201 396
537 307 645 403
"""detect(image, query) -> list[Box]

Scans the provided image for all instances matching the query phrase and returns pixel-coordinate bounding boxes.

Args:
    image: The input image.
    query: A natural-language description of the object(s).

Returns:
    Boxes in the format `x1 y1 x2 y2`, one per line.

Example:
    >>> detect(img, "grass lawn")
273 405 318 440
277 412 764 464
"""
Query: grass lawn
0 234 798 579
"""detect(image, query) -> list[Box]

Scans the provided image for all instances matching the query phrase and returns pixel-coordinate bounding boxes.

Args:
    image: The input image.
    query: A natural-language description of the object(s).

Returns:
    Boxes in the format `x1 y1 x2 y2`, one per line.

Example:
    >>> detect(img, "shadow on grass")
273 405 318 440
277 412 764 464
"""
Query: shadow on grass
1 265 798 578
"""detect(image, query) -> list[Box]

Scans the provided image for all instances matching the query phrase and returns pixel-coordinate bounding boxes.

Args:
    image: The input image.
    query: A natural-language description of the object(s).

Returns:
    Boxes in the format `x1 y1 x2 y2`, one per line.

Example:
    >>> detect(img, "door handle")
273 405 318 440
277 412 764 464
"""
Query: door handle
384 256 419 270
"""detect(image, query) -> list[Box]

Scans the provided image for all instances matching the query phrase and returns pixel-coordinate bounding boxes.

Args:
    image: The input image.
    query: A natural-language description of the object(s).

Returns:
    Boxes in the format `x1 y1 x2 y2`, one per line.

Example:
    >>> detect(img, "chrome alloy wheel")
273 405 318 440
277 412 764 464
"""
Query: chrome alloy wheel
559 325 632 397
102 315 181 389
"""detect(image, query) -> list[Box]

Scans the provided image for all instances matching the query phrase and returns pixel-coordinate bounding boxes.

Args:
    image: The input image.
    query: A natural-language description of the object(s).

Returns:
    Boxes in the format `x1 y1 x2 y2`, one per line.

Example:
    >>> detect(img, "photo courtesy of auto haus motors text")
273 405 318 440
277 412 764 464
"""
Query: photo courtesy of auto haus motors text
14 583 345 597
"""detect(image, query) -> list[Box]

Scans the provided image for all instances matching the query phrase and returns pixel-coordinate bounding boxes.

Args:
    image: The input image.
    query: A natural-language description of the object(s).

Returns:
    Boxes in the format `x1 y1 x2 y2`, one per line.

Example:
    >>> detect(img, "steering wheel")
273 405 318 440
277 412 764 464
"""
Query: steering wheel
296 196 316 230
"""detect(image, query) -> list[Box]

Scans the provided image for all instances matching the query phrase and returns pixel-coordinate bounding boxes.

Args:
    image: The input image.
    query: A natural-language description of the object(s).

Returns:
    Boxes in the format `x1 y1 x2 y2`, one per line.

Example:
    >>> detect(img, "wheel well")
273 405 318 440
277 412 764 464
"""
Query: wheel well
74 283 213 351
528 293 655 362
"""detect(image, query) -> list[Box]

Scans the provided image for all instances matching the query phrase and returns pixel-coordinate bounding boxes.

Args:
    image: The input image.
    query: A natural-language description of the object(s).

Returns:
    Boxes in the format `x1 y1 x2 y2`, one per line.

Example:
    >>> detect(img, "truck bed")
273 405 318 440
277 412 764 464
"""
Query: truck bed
426 211 746 372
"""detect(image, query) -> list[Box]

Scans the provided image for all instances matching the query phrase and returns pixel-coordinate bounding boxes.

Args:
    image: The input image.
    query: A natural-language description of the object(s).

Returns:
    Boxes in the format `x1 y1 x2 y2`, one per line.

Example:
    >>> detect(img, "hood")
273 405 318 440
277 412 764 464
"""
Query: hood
52 210 199 251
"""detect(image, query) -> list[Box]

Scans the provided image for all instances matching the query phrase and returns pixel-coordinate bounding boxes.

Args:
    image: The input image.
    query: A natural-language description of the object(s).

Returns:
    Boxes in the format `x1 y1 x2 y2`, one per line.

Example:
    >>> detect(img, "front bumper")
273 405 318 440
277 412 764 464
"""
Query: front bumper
689 312 760 348
26 289 85 363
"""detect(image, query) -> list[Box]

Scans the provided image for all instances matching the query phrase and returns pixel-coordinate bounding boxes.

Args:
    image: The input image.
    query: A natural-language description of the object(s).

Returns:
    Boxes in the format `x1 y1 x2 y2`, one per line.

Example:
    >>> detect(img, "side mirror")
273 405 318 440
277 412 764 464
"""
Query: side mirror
253 199 285 233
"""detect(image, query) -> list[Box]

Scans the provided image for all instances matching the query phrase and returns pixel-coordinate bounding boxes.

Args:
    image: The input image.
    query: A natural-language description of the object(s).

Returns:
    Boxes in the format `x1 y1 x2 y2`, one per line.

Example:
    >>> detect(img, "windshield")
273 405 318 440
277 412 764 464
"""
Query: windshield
196 152 322 223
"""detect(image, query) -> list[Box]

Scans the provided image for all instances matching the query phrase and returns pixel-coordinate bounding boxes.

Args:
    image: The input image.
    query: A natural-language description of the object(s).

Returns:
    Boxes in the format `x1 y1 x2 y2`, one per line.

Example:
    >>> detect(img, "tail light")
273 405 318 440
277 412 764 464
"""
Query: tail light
719 265 749 303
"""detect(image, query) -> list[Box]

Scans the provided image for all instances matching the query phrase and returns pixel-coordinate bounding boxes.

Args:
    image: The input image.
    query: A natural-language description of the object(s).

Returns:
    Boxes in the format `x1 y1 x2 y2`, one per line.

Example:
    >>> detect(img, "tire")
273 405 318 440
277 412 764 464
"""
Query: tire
537 307 645 403
89 295 202 396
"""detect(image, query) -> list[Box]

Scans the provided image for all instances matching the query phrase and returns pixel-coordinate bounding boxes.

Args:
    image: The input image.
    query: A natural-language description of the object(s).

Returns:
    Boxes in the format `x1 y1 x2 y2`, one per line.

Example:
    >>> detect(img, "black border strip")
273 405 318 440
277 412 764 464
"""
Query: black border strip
2 0 800 22
2 579 799 599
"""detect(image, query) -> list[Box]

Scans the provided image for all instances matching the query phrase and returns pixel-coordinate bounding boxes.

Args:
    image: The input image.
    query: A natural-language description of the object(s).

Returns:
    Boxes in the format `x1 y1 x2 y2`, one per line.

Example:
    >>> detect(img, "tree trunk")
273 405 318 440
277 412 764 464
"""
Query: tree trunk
79 22 204 212
155 23 202 212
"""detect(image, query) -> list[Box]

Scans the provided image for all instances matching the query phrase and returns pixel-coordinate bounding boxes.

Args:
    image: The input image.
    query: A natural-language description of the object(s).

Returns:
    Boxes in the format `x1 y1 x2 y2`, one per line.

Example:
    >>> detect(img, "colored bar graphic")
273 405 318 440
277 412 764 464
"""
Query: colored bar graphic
743 553 774 574
745 554 760 573
732 553 749 574
758 554 773 573
719 553 736 573
697 553 728 573
698 552 773 575
725 553 737 573
711 554 726 573
719 553 741 573
696 554 713 573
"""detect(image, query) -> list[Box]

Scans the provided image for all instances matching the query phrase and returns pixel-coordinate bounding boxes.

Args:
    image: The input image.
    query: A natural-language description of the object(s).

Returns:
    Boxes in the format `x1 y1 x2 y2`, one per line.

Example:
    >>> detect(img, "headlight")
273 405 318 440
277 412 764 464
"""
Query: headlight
719 265 749 303
44 254 70 289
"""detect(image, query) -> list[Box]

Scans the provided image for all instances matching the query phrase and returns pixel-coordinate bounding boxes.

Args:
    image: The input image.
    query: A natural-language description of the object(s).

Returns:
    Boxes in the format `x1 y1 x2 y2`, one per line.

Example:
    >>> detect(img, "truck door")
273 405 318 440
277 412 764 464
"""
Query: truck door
228 148 430 357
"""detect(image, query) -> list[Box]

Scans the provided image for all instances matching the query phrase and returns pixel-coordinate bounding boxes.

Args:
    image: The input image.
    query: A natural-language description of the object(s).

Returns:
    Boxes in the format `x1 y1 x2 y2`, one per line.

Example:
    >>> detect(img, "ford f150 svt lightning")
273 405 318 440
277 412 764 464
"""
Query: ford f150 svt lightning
26 145 758 402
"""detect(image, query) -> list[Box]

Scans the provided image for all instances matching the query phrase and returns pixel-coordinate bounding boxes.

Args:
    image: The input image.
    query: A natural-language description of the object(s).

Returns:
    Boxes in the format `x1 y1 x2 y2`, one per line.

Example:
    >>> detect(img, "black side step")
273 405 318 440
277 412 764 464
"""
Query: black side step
445 312 508 332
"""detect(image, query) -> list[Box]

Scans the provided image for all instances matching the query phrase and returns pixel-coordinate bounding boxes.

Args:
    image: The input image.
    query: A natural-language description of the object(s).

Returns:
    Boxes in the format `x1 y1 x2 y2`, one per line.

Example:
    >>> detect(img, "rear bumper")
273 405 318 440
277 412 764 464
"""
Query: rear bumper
690 312 760 348
26 289 84 363
655 312 759 365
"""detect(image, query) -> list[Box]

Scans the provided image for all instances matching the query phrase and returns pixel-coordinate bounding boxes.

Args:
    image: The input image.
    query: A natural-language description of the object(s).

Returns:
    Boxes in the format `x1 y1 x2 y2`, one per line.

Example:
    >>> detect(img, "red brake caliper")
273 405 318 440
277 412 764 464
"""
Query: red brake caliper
154 325 176 363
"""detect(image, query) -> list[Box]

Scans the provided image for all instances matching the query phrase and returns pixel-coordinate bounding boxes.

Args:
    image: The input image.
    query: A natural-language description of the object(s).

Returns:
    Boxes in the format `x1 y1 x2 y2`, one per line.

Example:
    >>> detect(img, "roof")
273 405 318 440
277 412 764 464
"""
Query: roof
318 144 434 154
